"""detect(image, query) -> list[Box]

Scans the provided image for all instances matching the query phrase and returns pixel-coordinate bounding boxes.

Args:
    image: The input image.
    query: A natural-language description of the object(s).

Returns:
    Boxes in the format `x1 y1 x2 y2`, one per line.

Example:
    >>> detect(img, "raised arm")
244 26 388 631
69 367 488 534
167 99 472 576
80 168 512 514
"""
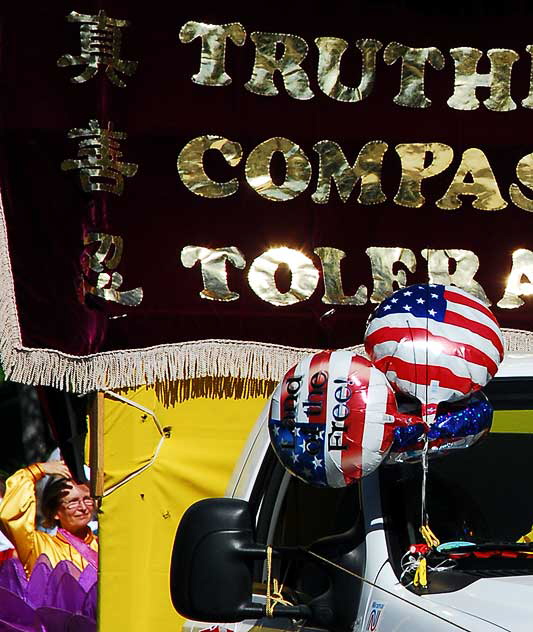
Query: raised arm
0 461 70 567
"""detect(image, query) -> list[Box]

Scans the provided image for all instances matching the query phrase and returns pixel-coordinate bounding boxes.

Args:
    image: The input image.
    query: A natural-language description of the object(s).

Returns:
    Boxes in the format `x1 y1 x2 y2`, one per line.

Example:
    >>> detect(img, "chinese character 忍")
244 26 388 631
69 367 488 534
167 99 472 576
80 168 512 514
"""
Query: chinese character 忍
83 233 143 306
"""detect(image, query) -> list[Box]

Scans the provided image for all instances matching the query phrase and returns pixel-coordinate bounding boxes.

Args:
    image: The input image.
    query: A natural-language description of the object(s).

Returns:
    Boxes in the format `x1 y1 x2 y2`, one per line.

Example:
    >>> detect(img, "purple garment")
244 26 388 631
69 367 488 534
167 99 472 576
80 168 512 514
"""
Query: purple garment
78 565 97 594
0 555 96 632
0 589 39 630
26 559 52 609
0 559 27 597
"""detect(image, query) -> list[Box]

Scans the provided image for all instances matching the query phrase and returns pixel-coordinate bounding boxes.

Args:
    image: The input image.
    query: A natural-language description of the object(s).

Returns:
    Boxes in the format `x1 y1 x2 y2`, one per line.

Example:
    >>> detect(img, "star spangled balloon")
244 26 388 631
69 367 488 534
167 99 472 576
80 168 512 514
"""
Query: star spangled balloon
364 284 504 423
386 391 493 464
268 350 399 488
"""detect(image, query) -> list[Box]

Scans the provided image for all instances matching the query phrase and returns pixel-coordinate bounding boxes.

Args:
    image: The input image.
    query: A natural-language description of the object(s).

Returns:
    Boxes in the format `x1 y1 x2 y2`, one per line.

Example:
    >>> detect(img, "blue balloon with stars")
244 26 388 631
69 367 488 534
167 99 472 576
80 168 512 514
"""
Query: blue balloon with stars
386 390 493 464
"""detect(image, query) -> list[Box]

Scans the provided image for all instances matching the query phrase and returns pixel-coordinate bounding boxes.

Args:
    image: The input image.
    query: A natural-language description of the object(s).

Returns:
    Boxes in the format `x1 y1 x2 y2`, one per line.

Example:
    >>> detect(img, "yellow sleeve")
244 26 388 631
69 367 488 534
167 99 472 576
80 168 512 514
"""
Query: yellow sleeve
0 465 45 566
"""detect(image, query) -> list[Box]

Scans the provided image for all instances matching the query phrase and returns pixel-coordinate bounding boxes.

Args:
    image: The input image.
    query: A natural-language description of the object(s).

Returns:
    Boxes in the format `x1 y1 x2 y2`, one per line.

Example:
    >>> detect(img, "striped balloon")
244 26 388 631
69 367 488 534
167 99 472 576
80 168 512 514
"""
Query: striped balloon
268 350 398 488
365 284 504 423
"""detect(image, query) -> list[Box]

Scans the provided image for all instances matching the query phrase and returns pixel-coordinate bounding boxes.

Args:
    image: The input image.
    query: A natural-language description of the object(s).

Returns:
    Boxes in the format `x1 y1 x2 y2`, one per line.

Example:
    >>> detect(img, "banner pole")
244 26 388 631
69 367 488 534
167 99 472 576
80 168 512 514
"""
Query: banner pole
89 391 105 501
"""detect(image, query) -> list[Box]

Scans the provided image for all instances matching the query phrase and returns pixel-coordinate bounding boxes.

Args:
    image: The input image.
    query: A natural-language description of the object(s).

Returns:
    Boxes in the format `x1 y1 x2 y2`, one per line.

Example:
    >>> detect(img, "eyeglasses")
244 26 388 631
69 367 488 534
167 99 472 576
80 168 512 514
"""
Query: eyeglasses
61 497 95 511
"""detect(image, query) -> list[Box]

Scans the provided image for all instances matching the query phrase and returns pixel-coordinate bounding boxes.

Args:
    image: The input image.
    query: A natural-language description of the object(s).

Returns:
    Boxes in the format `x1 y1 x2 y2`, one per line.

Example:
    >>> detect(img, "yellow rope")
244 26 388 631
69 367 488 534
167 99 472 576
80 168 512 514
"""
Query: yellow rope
517 528 533 544
420 524 440 549
414 525 439 589
413 557 428 588
266 545 273 617
265 545 292 617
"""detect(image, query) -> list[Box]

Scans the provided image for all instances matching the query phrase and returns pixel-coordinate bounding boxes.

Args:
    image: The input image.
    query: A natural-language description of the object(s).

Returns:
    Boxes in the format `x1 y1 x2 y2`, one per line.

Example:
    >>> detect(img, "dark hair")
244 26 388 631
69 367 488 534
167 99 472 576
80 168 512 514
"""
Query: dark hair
41 477 73 528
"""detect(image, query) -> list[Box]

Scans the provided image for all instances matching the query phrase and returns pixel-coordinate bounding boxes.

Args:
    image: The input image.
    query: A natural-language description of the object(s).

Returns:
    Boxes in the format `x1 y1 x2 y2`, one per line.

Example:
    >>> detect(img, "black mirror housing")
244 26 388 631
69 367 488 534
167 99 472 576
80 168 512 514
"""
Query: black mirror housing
170 498 266 622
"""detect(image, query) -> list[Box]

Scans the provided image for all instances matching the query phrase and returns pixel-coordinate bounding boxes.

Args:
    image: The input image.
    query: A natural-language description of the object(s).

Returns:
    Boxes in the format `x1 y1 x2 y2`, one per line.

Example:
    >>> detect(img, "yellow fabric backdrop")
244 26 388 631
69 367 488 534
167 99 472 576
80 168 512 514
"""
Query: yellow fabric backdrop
97 386 268 632
95 391 532 631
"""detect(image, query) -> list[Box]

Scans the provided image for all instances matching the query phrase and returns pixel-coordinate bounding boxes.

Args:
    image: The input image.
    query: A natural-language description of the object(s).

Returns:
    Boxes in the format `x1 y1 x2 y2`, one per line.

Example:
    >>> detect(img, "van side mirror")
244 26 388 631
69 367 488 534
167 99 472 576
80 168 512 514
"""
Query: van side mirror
170 498 311 623
170 498 265 621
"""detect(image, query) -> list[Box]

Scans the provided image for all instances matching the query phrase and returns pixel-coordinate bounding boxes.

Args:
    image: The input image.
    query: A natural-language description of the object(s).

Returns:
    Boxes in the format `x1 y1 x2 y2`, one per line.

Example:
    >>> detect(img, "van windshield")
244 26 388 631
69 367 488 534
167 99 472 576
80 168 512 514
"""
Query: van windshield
380 377 533 578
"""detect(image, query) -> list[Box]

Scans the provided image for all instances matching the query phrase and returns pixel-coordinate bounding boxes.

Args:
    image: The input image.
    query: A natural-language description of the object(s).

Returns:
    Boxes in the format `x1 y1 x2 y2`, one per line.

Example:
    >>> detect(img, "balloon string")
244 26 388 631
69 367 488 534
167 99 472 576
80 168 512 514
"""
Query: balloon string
406 320 418 401
420 434 440 549
422 283 429 527
425 280 430 424
407 279 440 555
421 434 429 526
420 280 440 547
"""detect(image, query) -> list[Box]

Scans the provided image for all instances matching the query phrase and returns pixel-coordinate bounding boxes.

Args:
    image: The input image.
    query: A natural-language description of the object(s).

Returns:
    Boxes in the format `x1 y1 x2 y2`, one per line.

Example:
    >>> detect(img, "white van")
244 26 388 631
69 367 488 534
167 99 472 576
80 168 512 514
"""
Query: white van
171 353 533 632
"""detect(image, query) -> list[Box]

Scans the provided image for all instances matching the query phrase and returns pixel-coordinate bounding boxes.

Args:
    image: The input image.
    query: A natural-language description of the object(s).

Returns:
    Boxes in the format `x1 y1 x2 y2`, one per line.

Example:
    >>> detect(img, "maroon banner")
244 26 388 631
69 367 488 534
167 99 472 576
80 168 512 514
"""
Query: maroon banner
2 1 533 390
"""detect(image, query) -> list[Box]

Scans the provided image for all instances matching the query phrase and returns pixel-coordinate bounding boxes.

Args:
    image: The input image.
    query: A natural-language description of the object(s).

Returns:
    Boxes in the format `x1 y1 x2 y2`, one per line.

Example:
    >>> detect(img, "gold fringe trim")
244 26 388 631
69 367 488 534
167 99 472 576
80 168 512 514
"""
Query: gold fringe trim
153 376 278 405
114 377 278 405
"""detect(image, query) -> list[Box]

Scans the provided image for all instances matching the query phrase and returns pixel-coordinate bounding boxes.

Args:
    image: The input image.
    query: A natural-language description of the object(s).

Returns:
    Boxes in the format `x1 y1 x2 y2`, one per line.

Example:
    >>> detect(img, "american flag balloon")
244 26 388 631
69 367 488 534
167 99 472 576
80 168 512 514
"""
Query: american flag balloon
268 350 398 488
365 284 504 423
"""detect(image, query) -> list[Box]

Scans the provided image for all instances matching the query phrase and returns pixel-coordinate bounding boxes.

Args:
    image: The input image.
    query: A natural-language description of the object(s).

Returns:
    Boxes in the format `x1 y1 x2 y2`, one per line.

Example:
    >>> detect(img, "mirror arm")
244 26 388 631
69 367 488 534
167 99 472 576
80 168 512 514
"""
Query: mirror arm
271 604 313 619
239 543 267 557
273 545 309 560
239 544 309 560
240 603 312 620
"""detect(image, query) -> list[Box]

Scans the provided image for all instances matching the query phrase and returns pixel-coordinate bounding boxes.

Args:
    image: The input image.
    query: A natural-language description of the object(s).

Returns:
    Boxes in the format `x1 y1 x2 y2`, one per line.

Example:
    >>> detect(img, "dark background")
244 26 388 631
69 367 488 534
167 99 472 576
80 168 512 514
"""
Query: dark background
3 0 533 357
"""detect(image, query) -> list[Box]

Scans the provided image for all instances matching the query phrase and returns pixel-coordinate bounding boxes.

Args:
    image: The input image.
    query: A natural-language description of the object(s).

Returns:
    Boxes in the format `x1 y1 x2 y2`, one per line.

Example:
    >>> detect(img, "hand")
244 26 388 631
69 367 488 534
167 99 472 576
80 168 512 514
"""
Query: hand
39 461 71 478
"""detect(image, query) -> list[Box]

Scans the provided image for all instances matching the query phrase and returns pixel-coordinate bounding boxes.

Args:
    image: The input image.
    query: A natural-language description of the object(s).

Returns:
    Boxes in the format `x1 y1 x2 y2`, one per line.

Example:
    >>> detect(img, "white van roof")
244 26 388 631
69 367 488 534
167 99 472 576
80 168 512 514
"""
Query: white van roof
497 352 533 378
